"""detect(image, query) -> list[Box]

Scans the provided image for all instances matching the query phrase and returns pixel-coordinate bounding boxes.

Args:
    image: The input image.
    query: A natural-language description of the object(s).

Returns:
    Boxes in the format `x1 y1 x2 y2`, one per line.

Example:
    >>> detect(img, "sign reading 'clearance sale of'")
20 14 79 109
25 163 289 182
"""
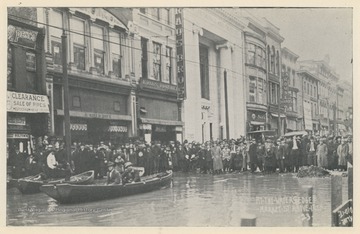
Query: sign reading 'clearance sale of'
7 91 50 113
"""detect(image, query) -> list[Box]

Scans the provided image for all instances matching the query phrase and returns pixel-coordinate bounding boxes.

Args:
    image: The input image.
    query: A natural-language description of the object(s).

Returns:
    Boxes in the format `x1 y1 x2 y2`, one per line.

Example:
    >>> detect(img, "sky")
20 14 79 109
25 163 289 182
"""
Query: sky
247 8 353 84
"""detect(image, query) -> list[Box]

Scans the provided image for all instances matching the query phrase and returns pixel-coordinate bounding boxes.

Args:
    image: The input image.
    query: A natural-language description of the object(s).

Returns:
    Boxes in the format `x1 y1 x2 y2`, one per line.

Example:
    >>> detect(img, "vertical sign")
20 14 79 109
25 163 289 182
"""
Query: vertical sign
175 8 186 100
280 73 292 110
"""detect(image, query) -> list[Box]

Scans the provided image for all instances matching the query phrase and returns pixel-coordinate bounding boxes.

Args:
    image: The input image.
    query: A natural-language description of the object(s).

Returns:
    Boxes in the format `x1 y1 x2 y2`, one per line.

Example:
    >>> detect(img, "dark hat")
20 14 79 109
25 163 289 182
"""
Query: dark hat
107 161 115 167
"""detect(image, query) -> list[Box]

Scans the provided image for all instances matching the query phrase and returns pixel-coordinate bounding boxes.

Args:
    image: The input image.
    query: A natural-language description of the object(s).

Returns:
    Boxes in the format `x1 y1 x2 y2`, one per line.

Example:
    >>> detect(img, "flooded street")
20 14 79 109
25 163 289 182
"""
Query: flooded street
7 172 348 227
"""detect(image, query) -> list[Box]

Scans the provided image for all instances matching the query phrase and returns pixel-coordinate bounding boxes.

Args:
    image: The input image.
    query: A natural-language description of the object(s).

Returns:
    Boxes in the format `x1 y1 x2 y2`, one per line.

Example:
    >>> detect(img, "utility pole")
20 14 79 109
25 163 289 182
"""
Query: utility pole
62 30 72 166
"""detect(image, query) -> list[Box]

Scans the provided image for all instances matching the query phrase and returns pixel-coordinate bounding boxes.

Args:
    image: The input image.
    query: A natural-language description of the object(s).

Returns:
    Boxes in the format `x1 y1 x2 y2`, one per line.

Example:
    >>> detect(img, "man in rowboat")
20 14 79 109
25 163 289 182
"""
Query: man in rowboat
106 161 122 185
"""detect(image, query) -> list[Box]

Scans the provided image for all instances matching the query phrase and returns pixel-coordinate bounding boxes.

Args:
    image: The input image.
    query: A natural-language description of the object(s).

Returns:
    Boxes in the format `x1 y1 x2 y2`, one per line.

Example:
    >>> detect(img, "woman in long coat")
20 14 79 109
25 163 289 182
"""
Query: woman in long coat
316 138 328 169
211 144 223 174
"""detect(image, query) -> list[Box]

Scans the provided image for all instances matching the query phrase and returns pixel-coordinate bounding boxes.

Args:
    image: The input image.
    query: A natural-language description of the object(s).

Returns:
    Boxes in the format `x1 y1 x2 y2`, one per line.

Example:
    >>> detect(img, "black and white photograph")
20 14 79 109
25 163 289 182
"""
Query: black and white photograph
3 0 356 229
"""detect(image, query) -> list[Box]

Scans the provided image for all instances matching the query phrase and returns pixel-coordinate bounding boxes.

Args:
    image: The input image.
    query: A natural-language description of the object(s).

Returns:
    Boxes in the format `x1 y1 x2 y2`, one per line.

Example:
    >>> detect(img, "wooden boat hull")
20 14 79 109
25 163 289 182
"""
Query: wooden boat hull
40 171 173 204
16 170 94 194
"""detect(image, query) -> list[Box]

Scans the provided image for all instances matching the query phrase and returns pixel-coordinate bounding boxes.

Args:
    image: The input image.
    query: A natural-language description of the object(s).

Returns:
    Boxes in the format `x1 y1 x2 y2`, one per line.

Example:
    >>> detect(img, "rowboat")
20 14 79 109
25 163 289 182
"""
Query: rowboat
40 171 173 204
16 170 95 194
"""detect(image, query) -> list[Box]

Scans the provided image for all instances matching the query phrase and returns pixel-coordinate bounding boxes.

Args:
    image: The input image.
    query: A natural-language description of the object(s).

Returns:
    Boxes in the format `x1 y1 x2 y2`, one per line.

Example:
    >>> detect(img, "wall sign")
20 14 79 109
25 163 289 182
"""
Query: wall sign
140 78 177 93
7 91 50 113
175 8 186 100
8 116 26 125
8 25 38 49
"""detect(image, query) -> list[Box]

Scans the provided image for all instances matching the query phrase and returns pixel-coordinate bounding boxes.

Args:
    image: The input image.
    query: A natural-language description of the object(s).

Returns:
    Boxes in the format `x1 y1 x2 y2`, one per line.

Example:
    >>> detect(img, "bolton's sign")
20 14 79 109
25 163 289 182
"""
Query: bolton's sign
175 8 186 100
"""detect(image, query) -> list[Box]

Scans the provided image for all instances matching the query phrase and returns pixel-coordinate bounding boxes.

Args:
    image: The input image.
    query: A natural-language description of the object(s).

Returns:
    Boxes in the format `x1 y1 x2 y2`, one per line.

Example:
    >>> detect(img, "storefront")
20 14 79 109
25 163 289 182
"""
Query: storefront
52 74 133 145
137 78 183 144
7 16 48 155
247 110 266 132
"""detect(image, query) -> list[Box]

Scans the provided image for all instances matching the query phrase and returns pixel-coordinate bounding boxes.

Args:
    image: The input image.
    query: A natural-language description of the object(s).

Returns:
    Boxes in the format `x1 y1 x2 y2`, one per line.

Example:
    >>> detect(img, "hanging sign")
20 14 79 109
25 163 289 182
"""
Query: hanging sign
70 123 87 131
7 91 50 113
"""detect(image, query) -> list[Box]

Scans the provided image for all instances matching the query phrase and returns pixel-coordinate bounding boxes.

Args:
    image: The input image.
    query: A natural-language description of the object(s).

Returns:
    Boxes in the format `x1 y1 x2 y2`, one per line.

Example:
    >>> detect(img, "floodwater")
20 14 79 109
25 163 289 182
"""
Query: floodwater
7 172 349 226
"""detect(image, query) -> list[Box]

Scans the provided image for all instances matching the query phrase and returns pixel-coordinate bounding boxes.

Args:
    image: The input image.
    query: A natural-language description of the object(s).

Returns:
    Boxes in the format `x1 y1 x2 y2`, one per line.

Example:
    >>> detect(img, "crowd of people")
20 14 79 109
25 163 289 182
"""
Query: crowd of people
7 133 353 180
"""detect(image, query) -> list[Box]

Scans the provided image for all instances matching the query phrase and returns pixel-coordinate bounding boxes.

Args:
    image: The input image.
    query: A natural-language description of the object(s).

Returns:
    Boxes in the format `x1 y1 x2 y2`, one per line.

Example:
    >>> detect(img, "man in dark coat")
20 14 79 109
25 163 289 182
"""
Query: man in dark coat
248 139 258 172
264 139 276 173
176 144 187 172
151 142 162 173
275 138 286 173
256 141 265 172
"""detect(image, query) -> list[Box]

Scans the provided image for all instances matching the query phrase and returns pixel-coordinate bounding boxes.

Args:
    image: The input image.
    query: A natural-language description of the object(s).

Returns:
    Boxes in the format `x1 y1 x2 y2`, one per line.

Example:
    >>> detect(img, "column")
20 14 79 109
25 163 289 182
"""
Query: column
216 42 233 139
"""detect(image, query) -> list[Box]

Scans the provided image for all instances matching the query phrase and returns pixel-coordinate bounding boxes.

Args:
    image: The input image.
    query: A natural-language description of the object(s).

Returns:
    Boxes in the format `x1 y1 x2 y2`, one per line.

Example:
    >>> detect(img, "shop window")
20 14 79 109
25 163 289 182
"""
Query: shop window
199 45 210 100
72 96 81 107
114 101 121 112
165 47 172 84
153 42 161 81
141 37 148 78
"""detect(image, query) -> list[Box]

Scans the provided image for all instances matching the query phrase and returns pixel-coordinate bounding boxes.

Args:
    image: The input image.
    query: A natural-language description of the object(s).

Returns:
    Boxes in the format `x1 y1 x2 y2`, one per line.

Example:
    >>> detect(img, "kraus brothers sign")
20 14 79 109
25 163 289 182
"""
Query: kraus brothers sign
175 8 186 100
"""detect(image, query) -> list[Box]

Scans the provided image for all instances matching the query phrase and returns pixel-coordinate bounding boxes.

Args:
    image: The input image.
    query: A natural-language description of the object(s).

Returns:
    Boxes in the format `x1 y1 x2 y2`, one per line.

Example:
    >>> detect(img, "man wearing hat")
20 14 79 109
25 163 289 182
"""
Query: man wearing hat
306 137 317 166
122 162 140 184
337 137 349 171
106 161 122 185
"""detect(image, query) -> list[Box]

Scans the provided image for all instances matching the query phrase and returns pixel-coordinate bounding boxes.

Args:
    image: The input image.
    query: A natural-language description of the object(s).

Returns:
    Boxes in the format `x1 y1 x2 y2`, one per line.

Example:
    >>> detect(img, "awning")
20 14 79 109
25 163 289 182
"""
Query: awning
271 113 286 118
140 118 184 126
56 109 132 121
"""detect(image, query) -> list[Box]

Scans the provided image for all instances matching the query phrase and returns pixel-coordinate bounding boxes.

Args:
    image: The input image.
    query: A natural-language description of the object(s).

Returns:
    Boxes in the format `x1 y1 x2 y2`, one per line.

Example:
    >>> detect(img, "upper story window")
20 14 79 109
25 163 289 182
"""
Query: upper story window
200 45 210 100
141 37 148 79
110 30 122 78
247 43 265 70
139 8 146 14
70 17 86 70
153 8 161 21
292 70 296 86
153 42 162 81
49 10 63 66
92 25 105 75
165 47 172 84
249 76 256 102
271 46 275 74
276 51 280 75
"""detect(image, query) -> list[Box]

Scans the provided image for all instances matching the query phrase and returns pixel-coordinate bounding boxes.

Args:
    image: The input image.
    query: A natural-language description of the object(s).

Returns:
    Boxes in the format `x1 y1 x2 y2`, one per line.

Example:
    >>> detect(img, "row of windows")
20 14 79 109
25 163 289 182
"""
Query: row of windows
7 45 39 93
49 10 127 78
304 100 318 117
139 8 172 25
303 80 317 98
268 81 280 105
246 43 266 70
287 91 298 112
141 37 174 84
249 76 267 105
267 45 280 76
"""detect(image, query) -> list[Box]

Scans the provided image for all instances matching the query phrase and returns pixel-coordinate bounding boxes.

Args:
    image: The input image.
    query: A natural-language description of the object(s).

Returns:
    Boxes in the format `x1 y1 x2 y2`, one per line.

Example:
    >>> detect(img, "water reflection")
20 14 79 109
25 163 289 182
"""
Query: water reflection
7 172 348 226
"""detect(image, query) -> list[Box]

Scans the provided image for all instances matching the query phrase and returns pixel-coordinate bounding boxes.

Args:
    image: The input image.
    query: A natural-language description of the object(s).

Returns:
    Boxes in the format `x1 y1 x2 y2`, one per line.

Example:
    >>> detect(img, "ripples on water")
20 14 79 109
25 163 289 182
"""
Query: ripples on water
7 172 348 227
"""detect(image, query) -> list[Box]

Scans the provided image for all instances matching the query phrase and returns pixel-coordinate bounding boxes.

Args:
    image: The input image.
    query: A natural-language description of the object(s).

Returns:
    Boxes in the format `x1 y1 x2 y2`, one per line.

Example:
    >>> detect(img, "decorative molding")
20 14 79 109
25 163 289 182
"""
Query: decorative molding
216 42 234 51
